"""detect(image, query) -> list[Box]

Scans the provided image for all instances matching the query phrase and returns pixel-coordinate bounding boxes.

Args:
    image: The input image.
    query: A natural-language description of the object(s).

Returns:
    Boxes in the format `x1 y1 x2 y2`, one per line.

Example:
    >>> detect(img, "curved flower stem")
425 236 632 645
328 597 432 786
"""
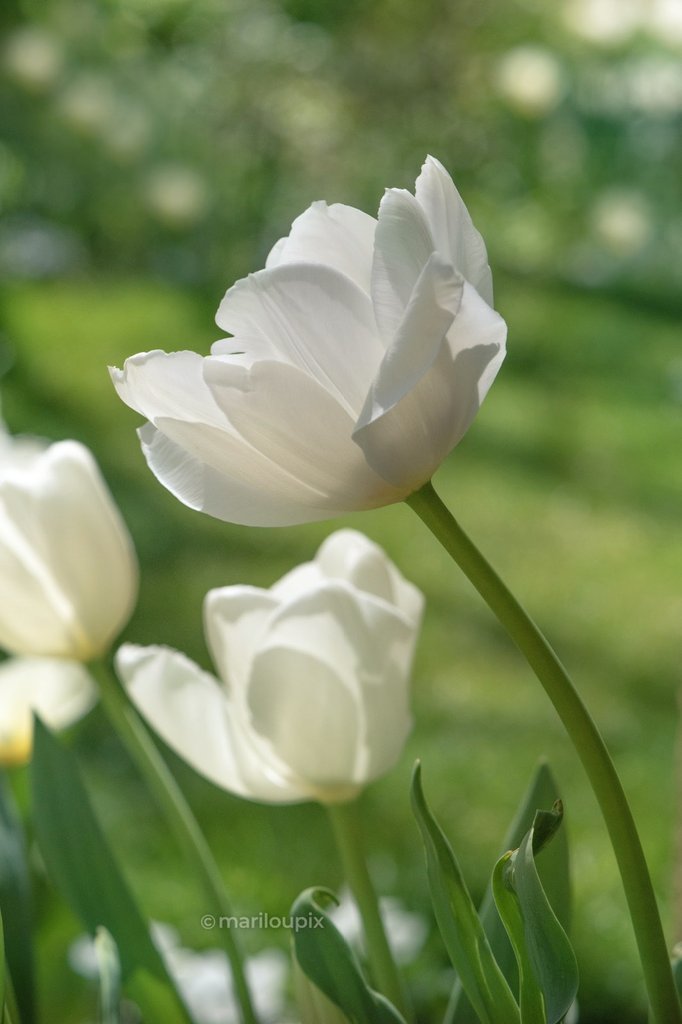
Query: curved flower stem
91 660 259 1024
406 480 680 1023
326 799 410 1018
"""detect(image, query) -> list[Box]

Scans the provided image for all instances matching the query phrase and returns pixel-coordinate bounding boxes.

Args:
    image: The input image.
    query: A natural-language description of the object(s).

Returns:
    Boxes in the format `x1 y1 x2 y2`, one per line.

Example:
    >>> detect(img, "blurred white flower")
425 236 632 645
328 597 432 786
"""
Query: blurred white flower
495 47 565 117
116 529 423 805
647 0 682 47
562 0 642 46
0 436 138 659
2 27 64 93
70 925 288 1024
56 74 117 137
142 165 209 228
330 889 428 966
591 190 653 256
112 156 506 526
0 656 96 765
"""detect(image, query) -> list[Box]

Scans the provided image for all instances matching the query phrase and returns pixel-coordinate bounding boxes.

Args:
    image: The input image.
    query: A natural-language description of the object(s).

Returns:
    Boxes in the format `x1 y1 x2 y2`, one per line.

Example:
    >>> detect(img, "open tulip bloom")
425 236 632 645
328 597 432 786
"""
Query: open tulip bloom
111 156 507 525
116 530 423 804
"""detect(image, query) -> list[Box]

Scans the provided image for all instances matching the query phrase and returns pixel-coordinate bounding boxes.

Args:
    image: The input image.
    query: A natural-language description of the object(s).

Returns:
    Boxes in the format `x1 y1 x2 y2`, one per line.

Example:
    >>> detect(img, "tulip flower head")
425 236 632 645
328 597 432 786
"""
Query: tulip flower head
0 436 138 660
116 530 423 805
112 156 506 526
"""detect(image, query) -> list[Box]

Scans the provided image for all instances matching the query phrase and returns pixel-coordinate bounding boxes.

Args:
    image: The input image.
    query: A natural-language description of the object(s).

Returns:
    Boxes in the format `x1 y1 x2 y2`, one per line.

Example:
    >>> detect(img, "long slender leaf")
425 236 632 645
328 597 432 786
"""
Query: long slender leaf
291 887 405 1024
0 906 5 1014
494 804 578 1024
492 856 545 1024
0 773 35 1024
30 718 191 1022
411 763 520 1024
448 761 570 1024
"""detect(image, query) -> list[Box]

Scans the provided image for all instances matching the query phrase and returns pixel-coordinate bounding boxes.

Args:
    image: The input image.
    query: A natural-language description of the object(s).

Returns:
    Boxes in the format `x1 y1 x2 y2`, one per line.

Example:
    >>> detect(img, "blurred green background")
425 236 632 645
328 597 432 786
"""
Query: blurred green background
1 0 681 1021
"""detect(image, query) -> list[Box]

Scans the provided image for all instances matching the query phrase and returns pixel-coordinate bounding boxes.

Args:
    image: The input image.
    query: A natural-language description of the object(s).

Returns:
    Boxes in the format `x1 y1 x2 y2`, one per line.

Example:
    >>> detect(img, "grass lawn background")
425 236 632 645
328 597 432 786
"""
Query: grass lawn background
1 270 680 1022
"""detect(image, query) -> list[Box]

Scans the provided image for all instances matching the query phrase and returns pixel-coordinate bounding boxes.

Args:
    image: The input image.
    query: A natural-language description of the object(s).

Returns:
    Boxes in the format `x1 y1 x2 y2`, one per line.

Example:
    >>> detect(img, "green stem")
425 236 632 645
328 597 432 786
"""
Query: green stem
91 660 259 1024
406 481 680 1024
326 800 409 1018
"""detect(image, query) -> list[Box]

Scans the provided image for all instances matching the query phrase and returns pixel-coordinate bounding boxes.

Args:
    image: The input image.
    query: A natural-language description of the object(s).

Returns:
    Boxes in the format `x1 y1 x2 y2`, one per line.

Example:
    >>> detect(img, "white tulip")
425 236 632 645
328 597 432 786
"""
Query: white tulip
112 156 506 526
0 656 96 765
0 438 138 660
116 530 423 805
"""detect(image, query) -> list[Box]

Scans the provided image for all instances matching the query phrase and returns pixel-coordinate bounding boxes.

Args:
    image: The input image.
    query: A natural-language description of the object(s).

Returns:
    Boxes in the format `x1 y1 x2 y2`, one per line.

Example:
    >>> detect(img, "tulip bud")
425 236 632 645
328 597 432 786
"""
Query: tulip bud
0 438 138 660
116 530 423 805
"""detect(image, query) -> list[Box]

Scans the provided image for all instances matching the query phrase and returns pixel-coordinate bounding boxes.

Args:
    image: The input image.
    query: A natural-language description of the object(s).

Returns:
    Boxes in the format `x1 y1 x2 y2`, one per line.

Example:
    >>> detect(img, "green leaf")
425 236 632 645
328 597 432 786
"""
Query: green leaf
293 952 352 1024
410 763 520 1024
95 928 121 1024
291 887 405 1024
492 856 545 1024
447 761 570 1024
0 906 5 1015
30 718 191 1022
493 803 578 1024
0 772 36 1024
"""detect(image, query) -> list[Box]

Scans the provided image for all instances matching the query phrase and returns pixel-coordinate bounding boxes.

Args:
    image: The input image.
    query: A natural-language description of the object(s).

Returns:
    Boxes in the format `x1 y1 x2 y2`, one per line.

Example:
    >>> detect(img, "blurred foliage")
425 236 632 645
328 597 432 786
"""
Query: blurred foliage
0 1 681 1022
1 0 681 299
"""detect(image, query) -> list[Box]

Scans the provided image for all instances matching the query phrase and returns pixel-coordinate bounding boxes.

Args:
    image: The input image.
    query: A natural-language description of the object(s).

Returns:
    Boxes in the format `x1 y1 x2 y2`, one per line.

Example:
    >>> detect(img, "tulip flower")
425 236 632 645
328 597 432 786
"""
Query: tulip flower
111 155 506 526
0 437 138 660
0 656 96 765
116 529 423 804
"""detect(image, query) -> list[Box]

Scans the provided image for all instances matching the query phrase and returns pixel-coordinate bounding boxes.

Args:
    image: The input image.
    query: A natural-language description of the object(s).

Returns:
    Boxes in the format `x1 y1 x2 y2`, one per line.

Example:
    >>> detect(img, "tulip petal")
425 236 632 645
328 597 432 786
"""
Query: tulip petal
354 279 506 490
203 586 278 694
110 350 232 429
314 529 424 627
214 263 383 416
249 582 415 788
414 156 494 306
371 186 436 345
204 358 403 512
138 421 346 526
0 443 137 659
265 201 376 293
0 657 96 765
247 644 363 800
116 644 302 802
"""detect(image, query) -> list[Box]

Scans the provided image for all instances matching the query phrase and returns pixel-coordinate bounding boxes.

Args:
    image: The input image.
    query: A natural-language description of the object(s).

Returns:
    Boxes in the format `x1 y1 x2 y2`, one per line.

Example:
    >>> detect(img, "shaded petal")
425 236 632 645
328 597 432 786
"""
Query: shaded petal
204 358 403 512
137 422 350 527
354 280 506 490
314 529 424 626
203 586 278 694
371 187 435 345
248 581 415 792
0 442 137 659
214 263 382 416
270 562 326 601
414 156 494 306
116 644 302 802
265 201 376 293
247 645 364 800
355 661 413 783
0 657 96 765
